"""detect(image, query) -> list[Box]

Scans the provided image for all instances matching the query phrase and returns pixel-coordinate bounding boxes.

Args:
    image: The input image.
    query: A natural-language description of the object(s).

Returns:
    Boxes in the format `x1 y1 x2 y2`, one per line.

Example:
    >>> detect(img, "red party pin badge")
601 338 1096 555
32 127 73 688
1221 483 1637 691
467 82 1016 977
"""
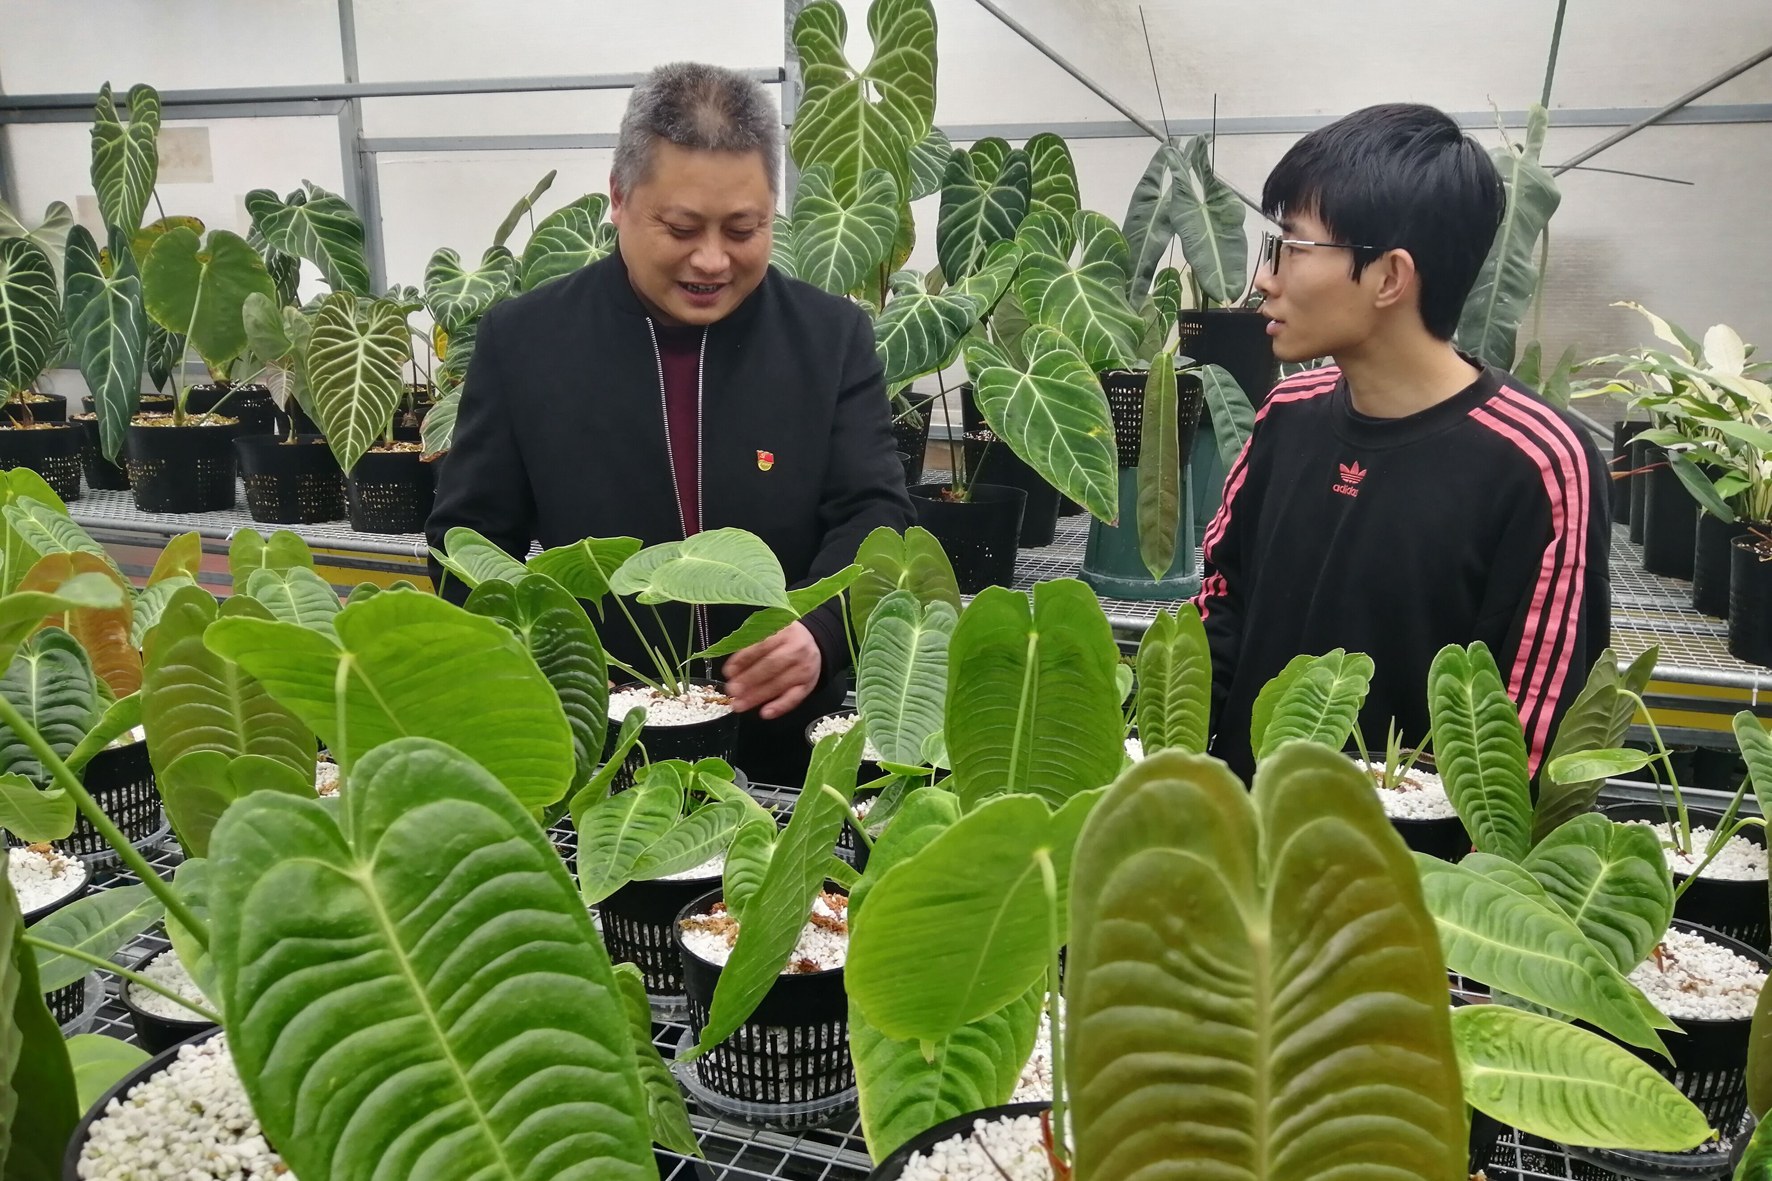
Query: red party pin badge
756 450 775 472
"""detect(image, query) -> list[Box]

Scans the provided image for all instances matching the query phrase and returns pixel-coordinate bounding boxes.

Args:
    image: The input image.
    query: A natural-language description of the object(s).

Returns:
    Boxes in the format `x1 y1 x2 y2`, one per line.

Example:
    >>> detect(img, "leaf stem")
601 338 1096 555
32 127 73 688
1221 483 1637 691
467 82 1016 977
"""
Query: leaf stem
646 603 685 696
0 692 206 946
1038 848 1069 1166
22 935 222 1025
1623 690 1688 851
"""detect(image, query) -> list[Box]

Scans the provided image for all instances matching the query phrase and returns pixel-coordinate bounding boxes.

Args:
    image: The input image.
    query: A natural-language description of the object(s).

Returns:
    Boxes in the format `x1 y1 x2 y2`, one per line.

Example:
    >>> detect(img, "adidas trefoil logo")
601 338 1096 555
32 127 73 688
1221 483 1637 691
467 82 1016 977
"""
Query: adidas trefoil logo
1333 460 1367 498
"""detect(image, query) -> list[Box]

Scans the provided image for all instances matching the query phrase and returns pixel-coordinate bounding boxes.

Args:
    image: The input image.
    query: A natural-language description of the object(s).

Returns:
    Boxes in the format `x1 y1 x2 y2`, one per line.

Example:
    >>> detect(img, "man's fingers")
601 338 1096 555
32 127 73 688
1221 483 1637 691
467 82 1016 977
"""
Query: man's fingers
760 680 813 721
723 628 787 678
727 646 801 705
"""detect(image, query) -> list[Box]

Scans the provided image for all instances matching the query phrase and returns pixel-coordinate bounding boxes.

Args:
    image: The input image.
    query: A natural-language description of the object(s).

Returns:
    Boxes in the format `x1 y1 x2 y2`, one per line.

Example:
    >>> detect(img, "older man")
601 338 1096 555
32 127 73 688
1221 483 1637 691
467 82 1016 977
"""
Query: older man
426 62 913 784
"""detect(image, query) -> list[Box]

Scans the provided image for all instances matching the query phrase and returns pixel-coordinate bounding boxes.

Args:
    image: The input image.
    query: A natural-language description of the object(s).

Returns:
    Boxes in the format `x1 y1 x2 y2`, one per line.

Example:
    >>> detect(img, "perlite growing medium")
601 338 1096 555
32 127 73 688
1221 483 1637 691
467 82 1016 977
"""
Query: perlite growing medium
650 852 725 882
807 711 882 762
77 1035 291 1180
608 683 733 726
1626 926 1767 1022
314 760 340 796
1631 821 1769 881
899 1113 1056 1181
680 890 848 972
1011 999 1062 1103
127 953 213 1021
1353 759 1459 820
9 844 87 914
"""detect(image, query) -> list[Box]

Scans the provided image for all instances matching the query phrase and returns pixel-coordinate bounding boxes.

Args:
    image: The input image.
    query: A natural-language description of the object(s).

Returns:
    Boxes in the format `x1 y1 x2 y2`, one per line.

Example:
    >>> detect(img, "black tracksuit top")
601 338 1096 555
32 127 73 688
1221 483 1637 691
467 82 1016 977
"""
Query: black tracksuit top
1194 363 1612 782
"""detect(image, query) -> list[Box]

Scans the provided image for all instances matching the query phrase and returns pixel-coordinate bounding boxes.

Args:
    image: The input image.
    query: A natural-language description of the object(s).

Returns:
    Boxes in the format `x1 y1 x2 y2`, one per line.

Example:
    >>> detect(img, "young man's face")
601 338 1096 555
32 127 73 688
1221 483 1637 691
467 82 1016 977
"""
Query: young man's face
610 141 775 326
1253 209 1387 363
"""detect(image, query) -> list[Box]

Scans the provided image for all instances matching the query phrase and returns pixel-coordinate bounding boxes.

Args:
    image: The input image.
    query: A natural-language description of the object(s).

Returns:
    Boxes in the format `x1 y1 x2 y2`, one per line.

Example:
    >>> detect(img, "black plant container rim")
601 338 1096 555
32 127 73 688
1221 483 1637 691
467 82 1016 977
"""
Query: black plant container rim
0 419 79 438
61 1027 224 1179
119 947 219 1053
1733 534 1772 561
867 1102 1053 1181
1647 917 1771 1031
19 859 90 925
675 884 848 982
609 678 737 732
235 431 340 468
1599 802 1769 881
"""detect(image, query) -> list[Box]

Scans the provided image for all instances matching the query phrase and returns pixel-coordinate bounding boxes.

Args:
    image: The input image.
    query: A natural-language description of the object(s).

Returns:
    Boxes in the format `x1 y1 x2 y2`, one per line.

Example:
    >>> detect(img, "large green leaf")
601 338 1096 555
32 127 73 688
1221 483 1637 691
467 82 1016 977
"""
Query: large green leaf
964 328 1118 524
849 525 961 636
243 566 342 639
3 847 80 1180
791 164 900 297
1533 649 1653 843
789 0 936 202
1065 744 1467 1181
1025 133 1079 228
0 238 59 396
26 883 163 993
467 574 608 787
64 1035 151 1113
0 629 100 784
1122 143 1184 304
944 580 1123 810
244 182 371 296
434 526 531 591
692 724 865 1056
306 290 410 473
611 963 700 1156
0 773 73 842
159 749 312 862
1137 348 1182 577
1249 648 1374 760
209 738 655 1181
1735 709 1772 823
720 817 775 926
62 224 147 463
1169 135 1248 306
1135 604 1211 755
935 147 1030 284
422 245 516 332
227 528 313 590
906 128 953 202
206 589 575 810
140 227 278 375
0 200 73 275
1201 363 1256 470
610 528 790 610
1428 642 1534 862
1015 212 1143 372
575 769 685 906
420 390 460 459
1457 107 1561 370
689 567 860 661
520 199 616 291
857 591 955 767
0 574 125 675
89 82 160 234
529 536 643 606
873 256 997 387
1452 1004 1710 1150
1522 814 1673 974
1416 853 1672 1053
631 796 747 881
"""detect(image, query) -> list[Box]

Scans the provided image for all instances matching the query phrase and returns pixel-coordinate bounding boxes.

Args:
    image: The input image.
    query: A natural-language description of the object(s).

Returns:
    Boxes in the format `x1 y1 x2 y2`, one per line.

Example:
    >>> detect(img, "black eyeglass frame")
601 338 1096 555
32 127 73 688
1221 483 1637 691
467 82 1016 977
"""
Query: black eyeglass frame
1257 230 1390 275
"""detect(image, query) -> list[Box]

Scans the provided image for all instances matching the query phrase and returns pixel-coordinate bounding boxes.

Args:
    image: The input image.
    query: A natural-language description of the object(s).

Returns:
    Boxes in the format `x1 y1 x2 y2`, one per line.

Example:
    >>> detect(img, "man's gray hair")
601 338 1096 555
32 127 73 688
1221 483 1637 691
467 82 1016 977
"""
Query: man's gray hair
612 63 780 196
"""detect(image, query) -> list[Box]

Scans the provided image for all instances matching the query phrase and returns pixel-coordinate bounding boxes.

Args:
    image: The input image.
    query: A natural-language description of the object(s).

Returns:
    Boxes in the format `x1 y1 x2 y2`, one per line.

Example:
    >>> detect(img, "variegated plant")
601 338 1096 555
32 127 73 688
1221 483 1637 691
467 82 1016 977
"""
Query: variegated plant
304 292 412 473
0 238 61 405
1121 134 1247 308
520 195 617 292
422 246 518 334
245 182 373 297
89 82 160 235
1015 211 1144 374
934 142 1030 286
62 225 148 462
0 201 74 278
778 164 901 299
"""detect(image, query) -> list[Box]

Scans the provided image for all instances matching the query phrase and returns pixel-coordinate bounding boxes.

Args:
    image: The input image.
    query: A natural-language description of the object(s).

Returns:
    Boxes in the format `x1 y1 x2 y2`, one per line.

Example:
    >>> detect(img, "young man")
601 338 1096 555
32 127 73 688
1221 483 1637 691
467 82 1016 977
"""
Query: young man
1194 103 1610 782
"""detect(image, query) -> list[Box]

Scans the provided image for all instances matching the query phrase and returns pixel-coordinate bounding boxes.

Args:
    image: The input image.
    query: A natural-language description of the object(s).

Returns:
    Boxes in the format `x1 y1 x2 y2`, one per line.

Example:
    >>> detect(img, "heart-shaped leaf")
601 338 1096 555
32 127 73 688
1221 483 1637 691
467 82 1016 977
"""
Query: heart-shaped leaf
160 748 314 861
857 590 955 767
1429 642 1533 862
0 573 126 675
147 532 202 587
631 797 747 881
1524 814 1673 974
1122 142 1185 303
529 536 643 606
209 737 655 1181
0 772 74 842
575 768 685 906
89 83 160 233
17 552 139 696
791 164 900 297
242 566 341 639
0 200 74 274
433 526 530 591
849 525 961 636
936 147 1030 284
1250 648 1375 761
1169 135 1247 306
1065 744 1467 1181
228 528 313 590
1015 212 1143 372
306 291 411 473
62 224 147 462
1533 649 1655 843
1135 604 1211 755
906 128 953 201
964 327 1119 524
0 237 60 395
520 199 616 291
27 883 164 992
1137 348 1182 577
873 263 990 388
1025 133 1079 228
423 245 517 331
205 588 575 809
611 528 790 610
0 628 101 785
244 182 371 296
141 227 279 375
945 580 1124 810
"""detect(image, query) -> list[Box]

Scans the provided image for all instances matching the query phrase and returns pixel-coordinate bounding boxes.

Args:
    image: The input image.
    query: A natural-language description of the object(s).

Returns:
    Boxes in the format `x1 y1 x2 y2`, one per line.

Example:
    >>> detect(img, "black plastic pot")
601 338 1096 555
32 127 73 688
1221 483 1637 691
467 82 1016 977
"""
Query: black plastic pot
1693 512 1754 618
603 680 742 791
121 948 218 1054
1175 308 1279 408
598 871 727 998
1096 368 1207 468
69 740 161 862
677 886 852 1114
125 418 239 512
236 434 346 524
1628 437 1652 544
72 414 129 491
1602 803 1769 951
18 856 88 925
1 392 67 424
347 447 435 534
867 1103 1051 1181
891 393 937 486
909 482 1026 594
1641 455 1697 579
0 421 82 500
1729 535 1772 669
47 971 93 1029
185 382 275 436
1612 419 1649 526
61 1028 223 1179
1375 759 1473 862
962 437 1060 548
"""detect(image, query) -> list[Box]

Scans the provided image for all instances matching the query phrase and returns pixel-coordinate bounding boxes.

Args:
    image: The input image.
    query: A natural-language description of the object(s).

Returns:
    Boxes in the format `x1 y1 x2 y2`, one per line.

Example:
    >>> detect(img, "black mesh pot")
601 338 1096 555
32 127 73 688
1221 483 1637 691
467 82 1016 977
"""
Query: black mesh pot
1175 309 1279 408
75 740 161 862
1 392 67 424
185 383 275 436
597 872 726 998
1693 512 1753 618
1095 368 1205 469
603 680 742 791
73 414 129 491
1612 419 1649 526
121 948 217 1054
867 1103 1052 1181
1602 803 1769 951
803 712 881 866
47 972 91 1028
1628 437 1652 544
1729 535 1772 669
236 434 346 524
890 393 937 486
677 887 853 1117
1642 455 1698 579
0 422 82 500
347 447 435 534
126 418 238 512
909 482 1026 594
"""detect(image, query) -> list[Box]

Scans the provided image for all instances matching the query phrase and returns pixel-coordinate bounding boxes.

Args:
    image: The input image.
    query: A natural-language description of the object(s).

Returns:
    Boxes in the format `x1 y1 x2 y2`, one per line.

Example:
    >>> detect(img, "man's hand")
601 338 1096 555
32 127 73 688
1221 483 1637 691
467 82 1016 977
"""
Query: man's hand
723 621 822 720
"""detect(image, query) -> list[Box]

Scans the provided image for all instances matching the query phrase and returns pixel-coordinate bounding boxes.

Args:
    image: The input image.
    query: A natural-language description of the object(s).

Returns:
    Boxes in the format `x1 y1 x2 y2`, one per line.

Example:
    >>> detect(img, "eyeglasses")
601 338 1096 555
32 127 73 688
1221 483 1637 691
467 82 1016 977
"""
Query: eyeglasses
1258 230 1388 275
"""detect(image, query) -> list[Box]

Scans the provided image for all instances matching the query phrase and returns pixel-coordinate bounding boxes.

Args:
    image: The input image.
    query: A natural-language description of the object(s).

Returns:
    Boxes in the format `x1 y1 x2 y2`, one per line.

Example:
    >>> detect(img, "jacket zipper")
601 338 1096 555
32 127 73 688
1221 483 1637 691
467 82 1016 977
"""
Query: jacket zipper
646 319 712 662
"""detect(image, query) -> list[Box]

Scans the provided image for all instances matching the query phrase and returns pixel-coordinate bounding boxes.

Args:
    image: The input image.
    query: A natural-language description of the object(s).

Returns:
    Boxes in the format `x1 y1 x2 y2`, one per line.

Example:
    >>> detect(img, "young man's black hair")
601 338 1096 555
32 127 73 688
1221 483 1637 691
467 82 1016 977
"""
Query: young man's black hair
1194 102 1610 783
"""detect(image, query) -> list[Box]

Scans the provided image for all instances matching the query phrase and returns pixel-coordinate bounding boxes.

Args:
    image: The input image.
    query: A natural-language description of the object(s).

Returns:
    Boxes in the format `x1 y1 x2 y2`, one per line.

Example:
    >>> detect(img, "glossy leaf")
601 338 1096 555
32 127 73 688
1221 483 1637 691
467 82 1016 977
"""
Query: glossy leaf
791 164 900 297
611 528 790 610
1135 604 1211 755
89 83 160 233
62 224 146 462
65 1035 150 1112
1065 744 1467 1181
227 530 313 591
1457 107 1561 370
1428 642 1534 862
1533 649 1654 843
1015 212 1143 372
1025 133 1079 228
1169 135 1248 306
0 773 73 842
208 738 655 1181
576 770 685 906
0 237 59 395
945 581 1124 810
3 846 80 1180
857 591 954 768
1522 814 1673 975
721 818 775 926
206 589 575 810
1137 348 1181 578
631 799 747 881
906 128 953 201
244 182 371 296
17 552 137 697
849 525 961 636
1250 648 1374 761
140 227 278 375
422 245 516 331
160 748 312 862
0 629 100 784
520 199 616 291
306 291 411 473
529 536 643 606
936 147 1030 284
873 264 987 389
1201 363 1256 471
612 963 700 1156
27 883 163 993
0 200 73 274
1122 142 1184 303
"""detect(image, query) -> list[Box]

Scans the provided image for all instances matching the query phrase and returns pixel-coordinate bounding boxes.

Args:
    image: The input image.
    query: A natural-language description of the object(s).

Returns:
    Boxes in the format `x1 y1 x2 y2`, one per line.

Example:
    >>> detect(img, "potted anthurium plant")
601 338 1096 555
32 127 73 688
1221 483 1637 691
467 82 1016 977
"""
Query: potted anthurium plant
0 197 74 430
0 235 84 499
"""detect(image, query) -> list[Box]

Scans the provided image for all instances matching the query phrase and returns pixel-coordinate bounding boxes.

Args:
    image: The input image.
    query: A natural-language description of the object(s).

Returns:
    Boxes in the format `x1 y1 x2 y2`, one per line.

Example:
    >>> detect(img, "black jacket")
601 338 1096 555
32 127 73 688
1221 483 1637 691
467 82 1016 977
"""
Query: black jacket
1195 363 1611 783
425 250 914 777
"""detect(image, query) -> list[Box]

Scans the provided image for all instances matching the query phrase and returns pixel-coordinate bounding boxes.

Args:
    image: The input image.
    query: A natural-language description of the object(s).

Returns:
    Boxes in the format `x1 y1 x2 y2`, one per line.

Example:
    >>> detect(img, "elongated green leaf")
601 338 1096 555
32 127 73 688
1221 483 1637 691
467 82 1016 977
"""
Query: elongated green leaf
27 884 163 993
244 566 341 639
89 83 159 234
422 246 516 331
936 147 1030 284
611 528 790 610
965 328 1118 524
209 738 655 1181
1201 363 1256 470
529 536 642 606
690 567 861 661
420 390 460 459
577 771 685 906
1544 748 1653 786
1416 853 1671 1053
1429 642 1533 862
692 724 865 1055
0 629 100 784
207 589 575 810
1534 649 1654 843
907 128 953 201
1066 744 1466 1181
1736 1108 1772 1180
1250 648 1374 760
1737 710 1772 821
721 818 775 926
1122 142 1184 303
850 525 960 636
1457 109 1560 368
1452 1004 1710 1150
65 1035 151 1112
228 528 313 590
1024 133 1078 226
1522 814 1673 975
245 182 371 296
435 526 529 591
631 799 745 881
62 224 146 463
0 773 73 842
792 164 900 297
141 227 279 375
857 591 955 767
306 291 411 473
1170 135 1247 306
1135 605 1211 755
1137 348 1181 578
612 963 700 1156
520 201 616 291
4 846 80 1180
1015 212 1143 372
63 692 141 776
0 238 59 396
0 575 125 678
946 581 1124 810
0 200 73 275
492 170 557 251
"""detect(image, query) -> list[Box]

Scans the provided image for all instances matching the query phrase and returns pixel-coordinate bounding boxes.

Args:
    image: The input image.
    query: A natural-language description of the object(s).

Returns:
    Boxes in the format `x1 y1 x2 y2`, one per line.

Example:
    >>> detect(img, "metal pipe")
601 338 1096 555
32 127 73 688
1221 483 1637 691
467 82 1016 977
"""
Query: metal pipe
1551 44 1772 175
1 99 347 124
334 0 387 293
